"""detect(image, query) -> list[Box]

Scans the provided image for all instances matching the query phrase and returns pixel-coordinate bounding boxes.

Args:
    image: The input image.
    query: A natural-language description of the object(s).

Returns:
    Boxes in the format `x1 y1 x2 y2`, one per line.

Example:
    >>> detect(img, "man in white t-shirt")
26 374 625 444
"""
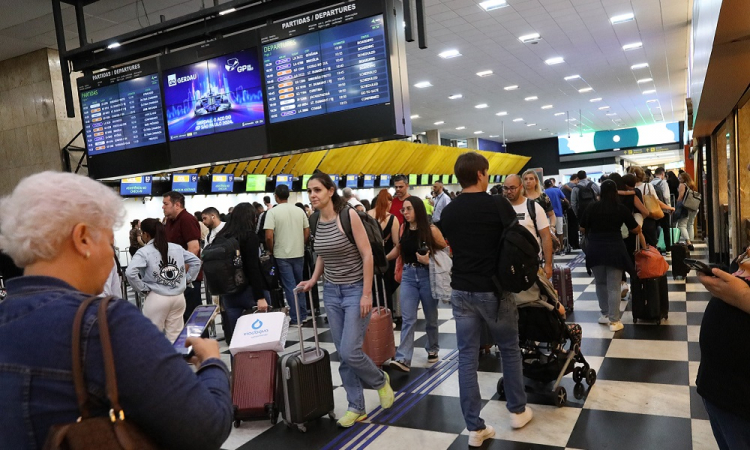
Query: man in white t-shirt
342 187 365 212
503 174 554 279
201 207 225 248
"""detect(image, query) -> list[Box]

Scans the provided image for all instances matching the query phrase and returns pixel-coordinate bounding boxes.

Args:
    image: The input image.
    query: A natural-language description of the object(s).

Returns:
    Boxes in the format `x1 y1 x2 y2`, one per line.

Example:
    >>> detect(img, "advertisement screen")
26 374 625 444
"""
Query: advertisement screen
120 176 153 196
211 174 235 193
346 175 358 188
245 174 267 192
420 174 430 186
558 122 680 155
408 174 417 185
275 174 293 190
163 49 265 141
172 173 198 193
363 174 375 188
441 174 451 184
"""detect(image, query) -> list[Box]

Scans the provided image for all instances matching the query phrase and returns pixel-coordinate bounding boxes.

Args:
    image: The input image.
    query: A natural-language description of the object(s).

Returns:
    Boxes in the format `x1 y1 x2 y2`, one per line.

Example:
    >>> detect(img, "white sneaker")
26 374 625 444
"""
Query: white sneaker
598 315 610 324
620 282 629 298
468 425 495 447
609 321 624 332
511 407 533 429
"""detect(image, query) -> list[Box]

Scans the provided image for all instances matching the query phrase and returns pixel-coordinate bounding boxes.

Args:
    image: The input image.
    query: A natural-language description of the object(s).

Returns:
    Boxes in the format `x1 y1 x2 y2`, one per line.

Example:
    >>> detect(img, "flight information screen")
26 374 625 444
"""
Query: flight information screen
79 70 166 155
172 173 198 193
211 174 235 193
120 176 153 196
263 14 390 123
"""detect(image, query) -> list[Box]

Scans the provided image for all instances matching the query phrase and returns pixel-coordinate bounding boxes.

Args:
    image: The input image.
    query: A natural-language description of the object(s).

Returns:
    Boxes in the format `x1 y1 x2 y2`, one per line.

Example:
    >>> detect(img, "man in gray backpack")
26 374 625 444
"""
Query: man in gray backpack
571 170 600 218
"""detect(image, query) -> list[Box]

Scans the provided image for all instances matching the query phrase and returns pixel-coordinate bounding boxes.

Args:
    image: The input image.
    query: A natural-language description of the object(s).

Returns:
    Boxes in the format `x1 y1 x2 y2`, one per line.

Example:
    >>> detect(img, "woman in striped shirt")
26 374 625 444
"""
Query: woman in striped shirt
298 172 394 428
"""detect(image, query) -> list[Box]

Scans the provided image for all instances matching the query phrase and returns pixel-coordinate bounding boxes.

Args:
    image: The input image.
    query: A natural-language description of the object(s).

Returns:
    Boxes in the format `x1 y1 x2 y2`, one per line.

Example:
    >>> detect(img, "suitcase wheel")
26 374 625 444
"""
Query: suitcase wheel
633 318 638 324
297 424 307 433
496 377 506 400
554 386 567 407
233 420 241 428
266 404 278 425
585 369 597 386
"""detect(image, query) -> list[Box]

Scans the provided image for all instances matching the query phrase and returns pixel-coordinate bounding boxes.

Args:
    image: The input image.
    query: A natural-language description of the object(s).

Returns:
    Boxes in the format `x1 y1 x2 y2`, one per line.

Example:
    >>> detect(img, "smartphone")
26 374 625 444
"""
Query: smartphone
684 258 714 276
173 304 219 358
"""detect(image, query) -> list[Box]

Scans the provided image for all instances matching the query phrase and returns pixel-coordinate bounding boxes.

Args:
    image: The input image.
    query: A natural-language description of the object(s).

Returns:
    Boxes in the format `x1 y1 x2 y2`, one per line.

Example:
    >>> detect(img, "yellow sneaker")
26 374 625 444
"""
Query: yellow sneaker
337 411 367 428
377 372 395 409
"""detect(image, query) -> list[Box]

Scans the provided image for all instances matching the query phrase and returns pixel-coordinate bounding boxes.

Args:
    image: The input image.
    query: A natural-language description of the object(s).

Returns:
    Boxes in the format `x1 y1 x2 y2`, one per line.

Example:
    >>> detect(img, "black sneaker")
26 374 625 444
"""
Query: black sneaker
427 352 439 363
389 360 410 372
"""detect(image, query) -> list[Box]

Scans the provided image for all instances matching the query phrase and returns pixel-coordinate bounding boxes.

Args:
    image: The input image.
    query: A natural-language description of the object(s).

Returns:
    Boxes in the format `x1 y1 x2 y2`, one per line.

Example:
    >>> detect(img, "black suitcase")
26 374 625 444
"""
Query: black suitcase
277 288 336 432
269 287 286 310
670 243 691 279
631 275 669 324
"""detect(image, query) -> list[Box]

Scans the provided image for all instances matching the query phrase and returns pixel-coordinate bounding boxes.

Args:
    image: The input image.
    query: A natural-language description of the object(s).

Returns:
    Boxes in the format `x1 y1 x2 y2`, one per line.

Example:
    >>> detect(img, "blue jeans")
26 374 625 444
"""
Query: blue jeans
221 287 257 346
451 290 526 431
277 257 306 323
703 398 750 450
324 280 386 414
591 265 623 322
395 265 439 364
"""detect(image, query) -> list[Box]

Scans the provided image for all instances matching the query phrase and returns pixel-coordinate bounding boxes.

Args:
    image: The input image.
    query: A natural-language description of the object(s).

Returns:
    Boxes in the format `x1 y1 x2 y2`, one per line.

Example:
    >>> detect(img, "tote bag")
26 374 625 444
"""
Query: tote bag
643 184 664 220
683 184 702 211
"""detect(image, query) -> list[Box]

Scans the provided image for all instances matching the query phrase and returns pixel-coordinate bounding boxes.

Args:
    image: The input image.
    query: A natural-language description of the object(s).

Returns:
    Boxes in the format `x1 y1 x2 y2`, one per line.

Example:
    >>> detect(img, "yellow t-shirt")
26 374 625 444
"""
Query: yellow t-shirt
263 203 310 259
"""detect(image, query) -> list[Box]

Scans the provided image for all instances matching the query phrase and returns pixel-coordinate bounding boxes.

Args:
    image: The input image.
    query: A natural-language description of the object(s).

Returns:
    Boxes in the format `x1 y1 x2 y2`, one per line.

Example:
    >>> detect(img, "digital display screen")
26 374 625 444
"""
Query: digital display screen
263 15 390 123
442 175 451 184
302 174 312 189
346 174 358 188
246 174 267 192
163 49 265 141
363 174 375 188
451 175 458 185
330 174 340 185
80 74 166 155
211 174 235 193
558 122 680 155
380 174 391 186
420 174 430 186
172 173 198 193
408 174 417 185
173 305 218 355
120 176 153 196
276 174 293 189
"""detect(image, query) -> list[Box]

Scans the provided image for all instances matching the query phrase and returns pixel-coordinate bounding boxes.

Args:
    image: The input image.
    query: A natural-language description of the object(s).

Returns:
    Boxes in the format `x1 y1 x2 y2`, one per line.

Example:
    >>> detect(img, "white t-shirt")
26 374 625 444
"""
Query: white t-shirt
512 199 550 250
347 198 363 209
205 221 225 247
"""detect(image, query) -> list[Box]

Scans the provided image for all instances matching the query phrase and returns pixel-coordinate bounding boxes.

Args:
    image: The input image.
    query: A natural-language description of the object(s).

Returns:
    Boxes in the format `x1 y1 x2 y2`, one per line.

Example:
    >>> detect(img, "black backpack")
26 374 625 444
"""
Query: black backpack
492 197 541 293
575 181 596 216
201 235 248 295
309 206 389 275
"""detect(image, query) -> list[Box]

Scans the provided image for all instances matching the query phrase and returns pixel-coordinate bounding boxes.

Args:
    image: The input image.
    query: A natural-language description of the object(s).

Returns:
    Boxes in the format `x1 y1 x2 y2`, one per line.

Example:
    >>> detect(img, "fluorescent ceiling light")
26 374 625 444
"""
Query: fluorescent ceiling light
504 85 519 90
564 75 580 80
545 57 564 65
496 111 508 116
610 12 634 24
589 98 602 102
599 106 610 110
456 126 466 130
476 70 494 77
568 118 577 121
410 114 420 119
512 118 524 122
518 33 541 43
414 81 432 88
489 135 499 138
646 99 658 103
474 131 484 134
439 49 462 59
541 105 553 109
107 42 120 49
448 94 463 99
578 87 593 93
526 123 536 127
434 121 445 125
475 103 489 109
554 112 565 116
219 8 236 15
637 78 653 83
631 63 649 70
622 42 643 51
524 96 538 101
642 89 657 94
479 0 508 11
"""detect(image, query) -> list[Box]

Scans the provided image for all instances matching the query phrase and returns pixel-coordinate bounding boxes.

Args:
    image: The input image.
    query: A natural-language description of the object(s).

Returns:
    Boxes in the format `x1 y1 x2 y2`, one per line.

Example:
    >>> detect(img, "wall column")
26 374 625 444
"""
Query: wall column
425 129 441 145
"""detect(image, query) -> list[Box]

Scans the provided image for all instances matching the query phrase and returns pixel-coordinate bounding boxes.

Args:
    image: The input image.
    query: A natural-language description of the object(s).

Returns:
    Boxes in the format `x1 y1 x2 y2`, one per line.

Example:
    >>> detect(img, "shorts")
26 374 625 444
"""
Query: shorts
555 216 564 235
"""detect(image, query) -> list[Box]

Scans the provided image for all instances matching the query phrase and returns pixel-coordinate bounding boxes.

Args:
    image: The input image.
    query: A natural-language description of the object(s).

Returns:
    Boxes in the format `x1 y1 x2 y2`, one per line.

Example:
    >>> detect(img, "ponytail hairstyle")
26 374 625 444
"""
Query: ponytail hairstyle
140 218 169 265
130 219 140 229
309 171 347 213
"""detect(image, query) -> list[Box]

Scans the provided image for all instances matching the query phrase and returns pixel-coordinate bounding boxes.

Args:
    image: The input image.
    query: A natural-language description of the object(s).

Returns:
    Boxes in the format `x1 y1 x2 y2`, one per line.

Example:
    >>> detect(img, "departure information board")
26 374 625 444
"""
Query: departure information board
263 14 390 123
363 174 375 187
78 60 166 156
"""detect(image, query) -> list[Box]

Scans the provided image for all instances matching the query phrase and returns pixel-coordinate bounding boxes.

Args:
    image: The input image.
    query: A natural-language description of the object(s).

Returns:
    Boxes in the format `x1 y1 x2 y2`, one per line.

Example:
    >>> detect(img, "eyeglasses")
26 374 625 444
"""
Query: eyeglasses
400 207 413 213
502 185 521 191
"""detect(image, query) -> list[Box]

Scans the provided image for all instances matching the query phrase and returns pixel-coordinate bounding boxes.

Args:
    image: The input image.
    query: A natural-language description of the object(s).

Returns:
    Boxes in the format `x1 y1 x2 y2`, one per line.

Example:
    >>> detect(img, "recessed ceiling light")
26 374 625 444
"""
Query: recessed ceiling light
524 96 538 101
219 8 236 15
578 87 593 93
456 126 466 130
107 42 121 49
554 112 565 116
642 89 657 94
564 75 580 80
526 123 536 127
476 70 494 77
474 131 484 134
414 81 433 88
438 49 462 59
448 94 463 100
475 103 489 109
410 114 420 119
479 0 508 11
545 57 564 65
610 12 634 24
504 85 519 90
622 42 643 51
434 121 445 125
599 106 610 110
568 118 577 121
541 105 553 109
646 99 658 103
489 135 499 138
606 112 617 116
518 33 541 43
496 111 508 116
589 98 602 102
637 78 653 83
631 63 649 70
512 118 524 122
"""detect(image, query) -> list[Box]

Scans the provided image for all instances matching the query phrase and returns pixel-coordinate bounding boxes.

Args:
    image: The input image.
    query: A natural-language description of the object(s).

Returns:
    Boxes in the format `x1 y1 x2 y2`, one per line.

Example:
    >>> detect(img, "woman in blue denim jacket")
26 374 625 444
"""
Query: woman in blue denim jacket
0 171 233 450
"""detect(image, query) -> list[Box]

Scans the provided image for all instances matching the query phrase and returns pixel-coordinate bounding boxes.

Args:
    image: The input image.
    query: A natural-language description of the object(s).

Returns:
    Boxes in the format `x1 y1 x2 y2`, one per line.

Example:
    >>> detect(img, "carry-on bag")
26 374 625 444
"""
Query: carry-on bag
630 274 669 324
634 240 669 279
268 287 286 310
232 350 279 427
362 276 395 367
552 266 574 311
230 311 290 355
277 288 336 432
670 243 691 279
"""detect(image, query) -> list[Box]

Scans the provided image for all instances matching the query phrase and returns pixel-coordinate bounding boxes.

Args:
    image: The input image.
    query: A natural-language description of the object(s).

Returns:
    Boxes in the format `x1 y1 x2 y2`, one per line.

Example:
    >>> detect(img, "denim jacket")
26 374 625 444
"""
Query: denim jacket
0 276 232 450
125 241 201 296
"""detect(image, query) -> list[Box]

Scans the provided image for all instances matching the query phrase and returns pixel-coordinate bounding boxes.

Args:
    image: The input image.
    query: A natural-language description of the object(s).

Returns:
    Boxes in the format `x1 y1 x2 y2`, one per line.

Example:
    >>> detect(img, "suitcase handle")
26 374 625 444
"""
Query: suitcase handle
293 287 322 362
373 275 388 315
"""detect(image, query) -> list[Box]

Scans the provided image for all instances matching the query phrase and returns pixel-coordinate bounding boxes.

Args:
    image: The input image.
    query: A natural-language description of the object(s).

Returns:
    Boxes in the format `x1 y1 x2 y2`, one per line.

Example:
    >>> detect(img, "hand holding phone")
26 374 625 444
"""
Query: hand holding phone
684 258 714 276
184 337 221 366
173 305 219 359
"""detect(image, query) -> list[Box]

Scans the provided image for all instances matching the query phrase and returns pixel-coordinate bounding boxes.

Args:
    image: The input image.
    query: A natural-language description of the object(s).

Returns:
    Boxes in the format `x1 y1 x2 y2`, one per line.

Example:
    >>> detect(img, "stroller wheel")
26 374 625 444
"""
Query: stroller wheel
554 386 567 407
572 366 583 383
586 369 597 386
573 383 586 399
496 377 506 400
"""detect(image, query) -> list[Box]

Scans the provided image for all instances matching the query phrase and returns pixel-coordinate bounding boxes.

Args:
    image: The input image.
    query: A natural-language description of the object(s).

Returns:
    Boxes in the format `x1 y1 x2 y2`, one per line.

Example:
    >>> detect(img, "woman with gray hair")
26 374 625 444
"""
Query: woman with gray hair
0 172 232 449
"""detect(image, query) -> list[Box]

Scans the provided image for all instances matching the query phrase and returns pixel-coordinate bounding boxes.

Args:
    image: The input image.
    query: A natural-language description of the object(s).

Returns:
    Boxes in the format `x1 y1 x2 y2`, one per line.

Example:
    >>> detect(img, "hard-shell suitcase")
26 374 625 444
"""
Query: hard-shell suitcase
278 288 335 432
670 243 691 279
631 274 669 324
362 276 395 367
553 266 574 311
232 350 279 427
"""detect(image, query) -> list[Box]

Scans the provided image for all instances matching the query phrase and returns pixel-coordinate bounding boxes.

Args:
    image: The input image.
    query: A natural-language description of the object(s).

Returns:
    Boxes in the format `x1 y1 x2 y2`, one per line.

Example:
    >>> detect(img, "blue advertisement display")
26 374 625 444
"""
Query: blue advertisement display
120 176 153 196
263 15 390 123
163 49 265 141
211 174 235 193
363 174 375 188
172 173 198 193
330 174 341 185
346 175 358 188
276 174 293 190
558 122 680 155
380 174 391 186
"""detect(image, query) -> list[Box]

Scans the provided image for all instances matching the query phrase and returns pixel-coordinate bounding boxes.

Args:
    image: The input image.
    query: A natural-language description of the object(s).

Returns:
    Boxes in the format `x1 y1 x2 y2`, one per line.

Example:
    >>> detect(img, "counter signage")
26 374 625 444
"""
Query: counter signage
276 174 293 189
363 174 375 187
246 174 267 192
172 173 198 193
380 174 390 186
302 174 312 189
211 174 235 193
120 176 153 196
346 174 358 188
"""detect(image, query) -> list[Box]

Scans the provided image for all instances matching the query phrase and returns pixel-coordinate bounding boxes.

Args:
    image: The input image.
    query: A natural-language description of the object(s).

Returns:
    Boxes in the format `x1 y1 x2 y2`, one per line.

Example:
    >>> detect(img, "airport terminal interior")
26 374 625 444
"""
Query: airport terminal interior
2 0 750 449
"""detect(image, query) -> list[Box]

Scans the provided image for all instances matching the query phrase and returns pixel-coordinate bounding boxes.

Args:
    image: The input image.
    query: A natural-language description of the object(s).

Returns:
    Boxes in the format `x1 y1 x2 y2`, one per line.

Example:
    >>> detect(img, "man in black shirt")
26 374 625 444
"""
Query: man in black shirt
441 153 533 447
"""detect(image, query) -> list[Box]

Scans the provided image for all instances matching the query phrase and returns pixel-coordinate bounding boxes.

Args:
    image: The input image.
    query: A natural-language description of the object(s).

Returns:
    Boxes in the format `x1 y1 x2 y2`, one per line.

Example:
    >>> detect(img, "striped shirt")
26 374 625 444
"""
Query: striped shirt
314 217 363 284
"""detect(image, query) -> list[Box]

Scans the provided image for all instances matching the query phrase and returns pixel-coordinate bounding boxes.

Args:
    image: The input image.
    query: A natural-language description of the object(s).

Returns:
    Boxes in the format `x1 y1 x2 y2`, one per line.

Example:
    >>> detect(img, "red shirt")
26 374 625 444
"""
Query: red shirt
165 209 203 281
390 196 405 224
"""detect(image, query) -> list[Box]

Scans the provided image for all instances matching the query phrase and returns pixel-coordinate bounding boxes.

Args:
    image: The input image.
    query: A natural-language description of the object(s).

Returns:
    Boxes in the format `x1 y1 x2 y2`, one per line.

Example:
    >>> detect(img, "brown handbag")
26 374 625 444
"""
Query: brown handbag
43 296 161 450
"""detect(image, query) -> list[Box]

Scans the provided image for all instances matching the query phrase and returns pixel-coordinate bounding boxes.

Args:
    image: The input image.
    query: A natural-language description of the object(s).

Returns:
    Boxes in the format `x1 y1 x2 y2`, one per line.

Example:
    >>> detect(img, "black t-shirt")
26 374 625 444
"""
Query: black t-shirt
580 201 638 234
441 192 515 292
618 190 643 215
400 229 421 265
